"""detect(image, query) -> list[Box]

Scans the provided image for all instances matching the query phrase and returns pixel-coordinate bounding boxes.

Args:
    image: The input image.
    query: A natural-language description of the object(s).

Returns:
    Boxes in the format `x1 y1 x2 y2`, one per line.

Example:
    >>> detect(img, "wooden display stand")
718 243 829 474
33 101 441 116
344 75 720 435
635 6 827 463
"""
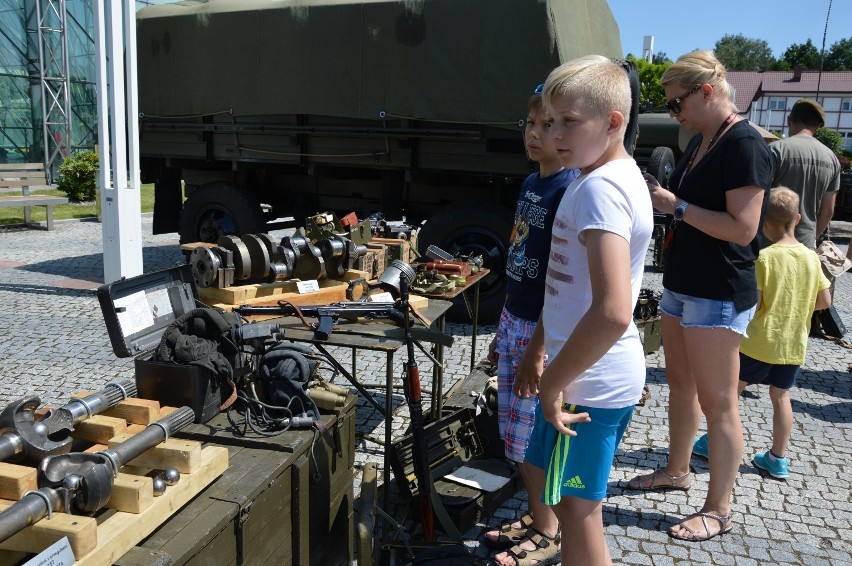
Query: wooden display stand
195 267 429 312
198 268 370 308
0 398 228 565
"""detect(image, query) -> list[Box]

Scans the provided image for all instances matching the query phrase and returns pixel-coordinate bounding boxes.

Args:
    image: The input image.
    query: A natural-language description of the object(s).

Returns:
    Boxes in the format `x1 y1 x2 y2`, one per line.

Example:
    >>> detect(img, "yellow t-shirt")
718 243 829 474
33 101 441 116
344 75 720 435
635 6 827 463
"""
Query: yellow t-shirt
740 243 831 365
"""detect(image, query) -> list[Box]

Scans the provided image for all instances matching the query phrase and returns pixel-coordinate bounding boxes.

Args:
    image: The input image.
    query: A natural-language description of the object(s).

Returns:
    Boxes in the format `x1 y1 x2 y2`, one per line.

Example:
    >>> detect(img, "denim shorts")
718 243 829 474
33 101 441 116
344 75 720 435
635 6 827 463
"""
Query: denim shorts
659 289 755 337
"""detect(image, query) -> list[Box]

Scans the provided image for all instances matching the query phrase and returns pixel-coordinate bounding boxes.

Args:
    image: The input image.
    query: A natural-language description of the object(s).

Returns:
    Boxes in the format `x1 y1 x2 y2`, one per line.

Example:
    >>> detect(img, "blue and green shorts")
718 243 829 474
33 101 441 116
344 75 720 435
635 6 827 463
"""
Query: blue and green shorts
525 402 634 503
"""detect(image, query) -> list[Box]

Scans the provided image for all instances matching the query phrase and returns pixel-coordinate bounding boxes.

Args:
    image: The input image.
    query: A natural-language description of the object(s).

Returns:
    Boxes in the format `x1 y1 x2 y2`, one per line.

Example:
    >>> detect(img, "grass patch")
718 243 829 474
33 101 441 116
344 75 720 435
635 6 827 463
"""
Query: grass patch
0 183 155 226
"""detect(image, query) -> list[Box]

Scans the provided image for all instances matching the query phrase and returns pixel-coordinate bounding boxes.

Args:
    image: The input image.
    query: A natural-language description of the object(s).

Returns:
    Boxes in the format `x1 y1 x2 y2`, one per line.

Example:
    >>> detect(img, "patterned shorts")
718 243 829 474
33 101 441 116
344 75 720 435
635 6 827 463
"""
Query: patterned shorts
496 308 545 463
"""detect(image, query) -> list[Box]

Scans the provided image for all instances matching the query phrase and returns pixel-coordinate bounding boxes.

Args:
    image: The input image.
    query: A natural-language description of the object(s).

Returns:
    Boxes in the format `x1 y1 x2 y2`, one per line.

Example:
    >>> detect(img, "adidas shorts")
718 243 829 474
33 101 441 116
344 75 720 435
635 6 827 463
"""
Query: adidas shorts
525 403 634 503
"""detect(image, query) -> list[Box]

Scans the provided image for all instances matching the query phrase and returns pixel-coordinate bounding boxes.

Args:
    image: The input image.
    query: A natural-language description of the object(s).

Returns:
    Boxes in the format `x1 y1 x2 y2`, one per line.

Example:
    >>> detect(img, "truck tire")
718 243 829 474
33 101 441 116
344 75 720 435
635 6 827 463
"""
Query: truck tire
178 182 266 244
647 146 676 189
417 202 513 324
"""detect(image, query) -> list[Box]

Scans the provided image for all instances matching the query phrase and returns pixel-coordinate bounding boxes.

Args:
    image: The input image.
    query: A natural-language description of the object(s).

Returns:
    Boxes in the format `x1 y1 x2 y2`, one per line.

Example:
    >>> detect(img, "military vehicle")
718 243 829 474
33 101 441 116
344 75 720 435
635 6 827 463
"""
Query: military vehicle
136 0 669 322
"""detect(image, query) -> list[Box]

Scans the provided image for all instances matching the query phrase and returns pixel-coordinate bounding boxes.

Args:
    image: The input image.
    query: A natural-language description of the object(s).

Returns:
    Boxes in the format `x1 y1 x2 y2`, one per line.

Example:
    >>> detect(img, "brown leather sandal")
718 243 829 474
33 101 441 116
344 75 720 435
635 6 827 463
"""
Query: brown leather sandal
495 527 560 566
484 513 534 549
626 468 691 491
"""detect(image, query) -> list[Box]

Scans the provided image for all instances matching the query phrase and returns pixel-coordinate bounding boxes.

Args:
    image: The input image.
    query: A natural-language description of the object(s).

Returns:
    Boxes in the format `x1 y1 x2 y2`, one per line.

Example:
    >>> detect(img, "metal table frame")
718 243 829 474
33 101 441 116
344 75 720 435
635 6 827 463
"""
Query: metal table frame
248 300 453 528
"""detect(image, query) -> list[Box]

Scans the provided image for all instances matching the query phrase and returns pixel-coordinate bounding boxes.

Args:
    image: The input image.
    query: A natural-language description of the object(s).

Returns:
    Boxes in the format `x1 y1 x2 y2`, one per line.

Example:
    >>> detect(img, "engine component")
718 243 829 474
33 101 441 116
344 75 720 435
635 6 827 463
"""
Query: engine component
217 235 253 281
0 406 195 545
189 245 235 289
281 234 326 281
316 236 368 279
0 378 137 466
377 260 417 299
241 233 271 280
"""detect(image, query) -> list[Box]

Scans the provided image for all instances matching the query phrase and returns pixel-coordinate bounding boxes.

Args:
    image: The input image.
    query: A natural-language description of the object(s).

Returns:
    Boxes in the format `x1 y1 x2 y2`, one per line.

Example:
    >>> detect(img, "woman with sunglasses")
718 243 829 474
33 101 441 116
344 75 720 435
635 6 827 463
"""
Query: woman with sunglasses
626 50 772 542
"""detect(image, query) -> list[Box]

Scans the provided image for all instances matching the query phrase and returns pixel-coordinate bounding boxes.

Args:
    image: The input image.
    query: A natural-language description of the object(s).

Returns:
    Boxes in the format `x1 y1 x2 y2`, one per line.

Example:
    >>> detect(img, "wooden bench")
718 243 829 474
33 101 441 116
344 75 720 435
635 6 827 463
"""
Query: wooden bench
0 163 69 230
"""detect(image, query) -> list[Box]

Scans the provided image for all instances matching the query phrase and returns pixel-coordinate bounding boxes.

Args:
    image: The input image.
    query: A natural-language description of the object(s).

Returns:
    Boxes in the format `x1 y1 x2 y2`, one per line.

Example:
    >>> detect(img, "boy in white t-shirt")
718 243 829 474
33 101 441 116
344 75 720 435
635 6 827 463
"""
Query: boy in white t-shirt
494 56 652 566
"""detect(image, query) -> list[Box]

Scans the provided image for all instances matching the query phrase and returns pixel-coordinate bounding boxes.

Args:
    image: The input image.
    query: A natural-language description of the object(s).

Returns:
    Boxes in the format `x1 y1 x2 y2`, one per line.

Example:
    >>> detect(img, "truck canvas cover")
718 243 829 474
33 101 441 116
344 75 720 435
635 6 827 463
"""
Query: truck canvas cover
136 0 622 128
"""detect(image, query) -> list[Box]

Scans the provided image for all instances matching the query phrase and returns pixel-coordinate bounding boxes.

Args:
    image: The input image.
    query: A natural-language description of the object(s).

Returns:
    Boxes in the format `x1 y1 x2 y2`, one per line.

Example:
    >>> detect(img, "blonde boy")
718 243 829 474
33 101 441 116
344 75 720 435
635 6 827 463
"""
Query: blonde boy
693 187 831 479
496 56 652 566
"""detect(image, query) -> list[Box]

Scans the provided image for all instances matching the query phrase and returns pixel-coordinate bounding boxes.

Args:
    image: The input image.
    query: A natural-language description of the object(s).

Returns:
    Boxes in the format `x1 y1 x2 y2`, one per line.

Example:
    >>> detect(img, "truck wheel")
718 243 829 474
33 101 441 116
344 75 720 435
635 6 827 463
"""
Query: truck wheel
417 202 513 324
178 182 266 244
647 146 676 189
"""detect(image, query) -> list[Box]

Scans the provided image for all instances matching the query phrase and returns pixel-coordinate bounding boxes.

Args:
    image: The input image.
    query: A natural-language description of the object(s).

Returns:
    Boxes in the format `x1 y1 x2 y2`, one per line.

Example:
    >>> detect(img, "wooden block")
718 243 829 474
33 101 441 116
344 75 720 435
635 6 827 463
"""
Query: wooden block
409 295 429 310
103 398 162 425
0 505 98 560
74 446 228 566
179 241 217 253
157 406 179 419
84 443 108 453
0 463 37 501
107 437 202 474
124 423 146 436
108 472 154 513
72 415 128 444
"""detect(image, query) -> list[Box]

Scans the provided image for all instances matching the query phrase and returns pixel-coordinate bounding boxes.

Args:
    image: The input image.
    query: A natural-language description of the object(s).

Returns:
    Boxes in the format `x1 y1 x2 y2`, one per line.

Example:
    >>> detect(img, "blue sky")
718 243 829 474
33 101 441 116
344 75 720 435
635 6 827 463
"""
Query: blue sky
608 0 852 61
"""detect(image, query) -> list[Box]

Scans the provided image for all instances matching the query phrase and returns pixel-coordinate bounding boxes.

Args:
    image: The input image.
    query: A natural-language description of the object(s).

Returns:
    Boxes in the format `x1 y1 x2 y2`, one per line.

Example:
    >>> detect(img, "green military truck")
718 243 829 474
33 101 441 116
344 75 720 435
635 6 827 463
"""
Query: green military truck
136 0 669 322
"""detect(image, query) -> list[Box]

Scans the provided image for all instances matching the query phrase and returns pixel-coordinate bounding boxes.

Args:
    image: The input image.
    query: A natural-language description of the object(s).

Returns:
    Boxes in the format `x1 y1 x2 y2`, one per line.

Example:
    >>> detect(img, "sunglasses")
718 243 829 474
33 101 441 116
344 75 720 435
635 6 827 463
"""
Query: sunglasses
665 85 702 114
534 84 544 94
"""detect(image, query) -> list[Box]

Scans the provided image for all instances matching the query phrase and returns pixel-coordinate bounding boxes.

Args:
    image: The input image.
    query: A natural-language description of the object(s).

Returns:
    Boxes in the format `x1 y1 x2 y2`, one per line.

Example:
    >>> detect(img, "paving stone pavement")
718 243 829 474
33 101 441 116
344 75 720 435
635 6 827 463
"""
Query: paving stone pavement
1 215 851 565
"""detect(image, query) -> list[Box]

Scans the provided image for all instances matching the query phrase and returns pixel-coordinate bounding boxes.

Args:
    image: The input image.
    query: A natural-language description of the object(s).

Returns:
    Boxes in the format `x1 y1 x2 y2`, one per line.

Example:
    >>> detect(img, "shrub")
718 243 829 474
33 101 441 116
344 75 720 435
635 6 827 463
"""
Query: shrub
57 150 99 202
814 127 843 154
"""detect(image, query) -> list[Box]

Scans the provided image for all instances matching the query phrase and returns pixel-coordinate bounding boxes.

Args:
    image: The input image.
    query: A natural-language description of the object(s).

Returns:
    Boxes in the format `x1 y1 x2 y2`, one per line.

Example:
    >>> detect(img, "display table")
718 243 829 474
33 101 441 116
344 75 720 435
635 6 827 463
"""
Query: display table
239 299 453 536
116 396 358 566
413 268 490 371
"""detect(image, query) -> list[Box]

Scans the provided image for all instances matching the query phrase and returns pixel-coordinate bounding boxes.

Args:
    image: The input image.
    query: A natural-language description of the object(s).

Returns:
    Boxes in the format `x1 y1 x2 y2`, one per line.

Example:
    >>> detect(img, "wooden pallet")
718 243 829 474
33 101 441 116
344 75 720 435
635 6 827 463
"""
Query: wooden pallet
0 398 229 564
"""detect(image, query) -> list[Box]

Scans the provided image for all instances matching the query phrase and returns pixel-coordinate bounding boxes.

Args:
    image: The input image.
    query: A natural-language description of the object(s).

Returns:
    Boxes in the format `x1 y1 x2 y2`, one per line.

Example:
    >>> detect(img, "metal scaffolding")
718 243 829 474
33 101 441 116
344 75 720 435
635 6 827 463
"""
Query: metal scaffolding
33 0 72 181
0 0 164 173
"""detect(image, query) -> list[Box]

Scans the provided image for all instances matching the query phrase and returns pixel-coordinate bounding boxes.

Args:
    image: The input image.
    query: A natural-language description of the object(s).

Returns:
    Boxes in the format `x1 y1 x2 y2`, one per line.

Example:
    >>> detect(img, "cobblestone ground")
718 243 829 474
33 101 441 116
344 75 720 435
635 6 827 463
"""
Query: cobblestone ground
1 216 850 565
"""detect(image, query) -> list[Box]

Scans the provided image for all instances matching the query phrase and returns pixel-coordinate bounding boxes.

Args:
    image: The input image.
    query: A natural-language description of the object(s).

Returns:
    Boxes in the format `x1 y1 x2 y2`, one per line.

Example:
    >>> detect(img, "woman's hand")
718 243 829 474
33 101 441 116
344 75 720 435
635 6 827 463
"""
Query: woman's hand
539 376 590 436
486 336 498 365
513 350 544 398
644 173 678 215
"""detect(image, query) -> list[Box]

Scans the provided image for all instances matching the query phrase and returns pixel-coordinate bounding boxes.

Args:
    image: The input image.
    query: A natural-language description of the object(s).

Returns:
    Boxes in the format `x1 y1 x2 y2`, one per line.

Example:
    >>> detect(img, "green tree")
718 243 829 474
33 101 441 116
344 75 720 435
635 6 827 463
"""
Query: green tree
653 51 671 65
628 55 670 110
781 39 821 70
824 37 852 71
814 128 843 154
714 34 775 71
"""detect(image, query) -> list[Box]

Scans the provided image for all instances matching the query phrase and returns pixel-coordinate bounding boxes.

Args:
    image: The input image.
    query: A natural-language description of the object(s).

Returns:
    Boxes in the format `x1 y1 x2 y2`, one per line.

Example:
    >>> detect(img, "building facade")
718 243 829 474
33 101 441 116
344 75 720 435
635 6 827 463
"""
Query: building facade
729 68 852 151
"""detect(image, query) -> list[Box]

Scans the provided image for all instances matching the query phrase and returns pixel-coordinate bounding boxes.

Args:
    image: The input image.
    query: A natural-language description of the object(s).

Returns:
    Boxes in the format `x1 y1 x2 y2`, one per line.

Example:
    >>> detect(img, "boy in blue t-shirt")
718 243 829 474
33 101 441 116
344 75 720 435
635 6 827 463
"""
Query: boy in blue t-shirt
484 89 578 563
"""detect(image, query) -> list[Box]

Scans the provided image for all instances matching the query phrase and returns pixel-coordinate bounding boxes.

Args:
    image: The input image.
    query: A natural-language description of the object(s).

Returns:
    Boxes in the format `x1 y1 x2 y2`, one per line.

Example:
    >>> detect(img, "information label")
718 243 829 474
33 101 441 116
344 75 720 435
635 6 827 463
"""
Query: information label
369 291 394 302
24 536 75 566
114 290 155 336
296 280 320 294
